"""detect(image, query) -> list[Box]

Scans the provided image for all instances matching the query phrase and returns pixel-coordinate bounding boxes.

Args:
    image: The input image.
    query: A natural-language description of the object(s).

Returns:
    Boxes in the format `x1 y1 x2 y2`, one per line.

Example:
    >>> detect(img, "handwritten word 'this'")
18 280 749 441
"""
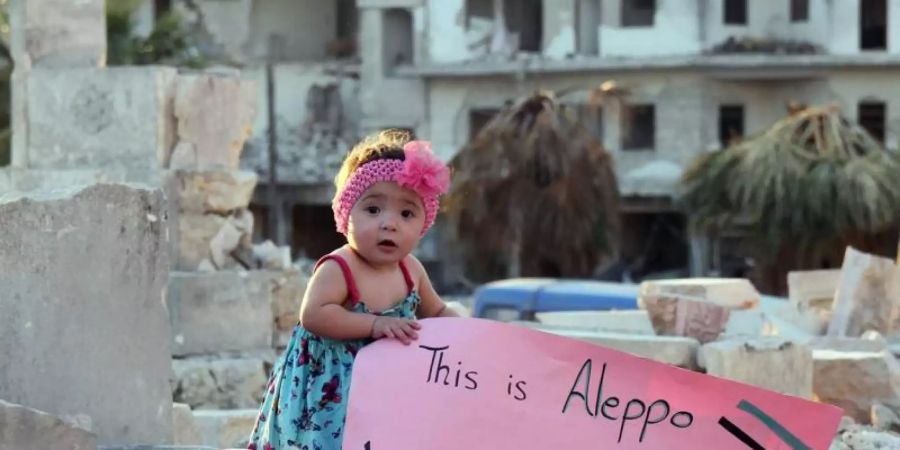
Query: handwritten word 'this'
562 359 694 444
419 345 479 390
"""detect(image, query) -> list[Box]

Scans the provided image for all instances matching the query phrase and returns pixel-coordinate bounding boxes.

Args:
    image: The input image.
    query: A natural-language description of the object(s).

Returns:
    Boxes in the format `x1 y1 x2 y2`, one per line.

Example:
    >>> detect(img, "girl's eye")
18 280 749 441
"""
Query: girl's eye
366 206 380 214
401 210 415 218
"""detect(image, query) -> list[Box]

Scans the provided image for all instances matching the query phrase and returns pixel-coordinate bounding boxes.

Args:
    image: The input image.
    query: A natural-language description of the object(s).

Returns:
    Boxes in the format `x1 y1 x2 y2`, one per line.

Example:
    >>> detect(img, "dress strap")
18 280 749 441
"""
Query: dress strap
315 254 360 305
399 258 415 294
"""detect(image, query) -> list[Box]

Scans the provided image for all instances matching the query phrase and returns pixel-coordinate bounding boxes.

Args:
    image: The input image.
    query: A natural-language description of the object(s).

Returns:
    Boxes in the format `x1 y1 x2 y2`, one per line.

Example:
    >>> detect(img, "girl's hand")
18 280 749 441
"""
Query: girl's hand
371 316 421 345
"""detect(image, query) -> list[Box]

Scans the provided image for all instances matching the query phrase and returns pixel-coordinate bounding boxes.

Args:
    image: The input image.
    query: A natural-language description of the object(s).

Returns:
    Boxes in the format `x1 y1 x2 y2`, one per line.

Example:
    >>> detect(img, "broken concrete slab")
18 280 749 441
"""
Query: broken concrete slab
176 210 253 271
0 399 97 450
177 213 227 270
535 310 655 334
831 425 900 449
172 404 202 446
167 272 273 356
813 349 900 423
173 73 257 170
0 184 173 445
26 67 177 170
828 247 900 338
522 324 699 368
10 0 106 68
789 269 840 312
639 278 760 343
700 337 813 398
192 410 257 449
170 170 257 214
171 353 274 410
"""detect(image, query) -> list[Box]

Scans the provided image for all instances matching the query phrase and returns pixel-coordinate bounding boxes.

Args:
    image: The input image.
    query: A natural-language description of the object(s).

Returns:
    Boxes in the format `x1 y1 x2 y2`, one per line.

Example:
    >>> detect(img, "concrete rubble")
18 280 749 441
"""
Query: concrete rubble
0 399 97 450
638 278 760 343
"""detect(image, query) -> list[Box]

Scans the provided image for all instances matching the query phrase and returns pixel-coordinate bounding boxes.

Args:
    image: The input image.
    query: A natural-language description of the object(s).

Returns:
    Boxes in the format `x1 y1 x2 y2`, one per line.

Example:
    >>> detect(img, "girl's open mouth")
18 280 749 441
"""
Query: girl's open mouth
377 239 397 249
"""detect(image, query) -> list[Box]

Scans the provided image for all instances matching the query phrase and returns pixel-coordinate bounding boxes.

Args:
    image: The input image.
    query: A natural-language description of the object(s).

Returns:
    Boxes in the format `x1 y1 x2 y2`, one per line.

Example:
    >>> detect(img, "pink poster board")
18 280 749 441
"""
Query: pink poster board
344 318 841 449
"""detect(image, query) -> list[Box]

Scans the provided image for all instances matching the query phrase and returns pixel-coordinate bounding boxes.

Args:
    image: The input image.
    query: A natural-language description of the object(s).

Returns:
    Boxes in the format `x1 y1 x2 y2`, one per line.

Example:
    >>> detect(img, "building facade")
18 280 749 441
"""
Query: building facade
358 0 900 280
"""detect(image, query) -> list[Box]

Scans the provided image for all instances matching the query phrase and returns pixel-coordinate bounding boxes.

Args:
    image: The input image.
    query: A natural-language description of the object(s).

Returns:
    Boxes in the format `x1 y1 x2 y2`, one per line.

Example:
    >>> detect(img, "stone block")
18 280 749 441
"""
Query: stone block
172 73 257 170
813 350 900 423
167 272 273 356
789 269 841 310
172 403 202 446
177 213 227 270
0 399 97 450
0 184 173 445
535 310 655 334
192 410 257 449
250 270 308 332
639 278 760 343
26 67 177 170
176 210 253 271
700 337 813 398
523 324 699 368
11 0 106 68
171 353 274 410
828 247 900 337
170 170 257 214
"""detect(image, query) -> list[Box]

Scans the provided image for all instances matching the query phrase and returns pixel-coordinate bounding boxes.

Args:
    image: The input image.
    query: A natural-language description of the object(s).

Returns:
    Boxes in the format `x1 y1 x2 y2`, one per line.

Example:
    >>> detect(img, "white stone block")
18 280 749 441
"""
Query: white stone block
0 183 173 444
167 272 273 356
701 337 813 398
26 67 177 170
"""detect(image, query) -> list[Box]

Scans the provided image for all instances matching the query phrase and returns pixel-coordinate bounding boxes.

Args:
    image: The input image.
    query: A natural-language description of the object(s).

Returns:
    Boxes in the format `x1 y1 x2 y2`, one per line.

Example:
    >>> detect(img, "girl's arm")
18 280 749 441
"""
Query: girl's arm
409 256 460 318
300 259 421 343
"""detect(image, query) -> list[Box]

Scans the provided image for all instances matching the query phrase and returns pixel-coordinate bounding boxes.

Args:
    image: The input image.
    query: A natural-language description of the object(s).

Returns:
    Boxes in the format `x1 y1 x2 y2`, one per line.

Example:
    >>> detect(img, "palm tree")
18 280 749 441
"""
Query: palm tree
444 90 620 282
680 104 900 293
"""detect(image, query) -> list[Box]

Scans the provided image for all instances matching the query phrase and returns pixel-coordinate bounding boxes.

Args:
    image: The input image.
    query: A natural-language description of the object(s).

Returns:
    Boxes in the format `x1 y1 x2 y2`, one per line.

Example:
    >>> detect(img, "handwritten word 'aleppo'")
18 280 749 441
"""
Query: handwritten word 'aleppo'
563 359 694 444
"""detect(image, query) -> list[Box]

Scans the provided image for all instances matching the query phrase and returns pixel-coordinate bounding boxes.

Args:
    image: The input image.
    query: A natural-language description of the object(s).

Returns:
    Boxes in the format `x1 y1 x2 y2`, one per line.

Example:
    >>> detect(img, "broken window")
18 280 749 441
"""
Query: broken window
723 0 747 25
858 101 886 143
506 0 543 52
466 0 494 25
622 0 655 27
469 109 500 140
466 0 543 52
382 9 414 75
718 104 745 146
790 0 809 22
330 0 358 58
861 0 887 50
576 0 601 55
622 104 655 150
154 0 171 18
336 0 358 39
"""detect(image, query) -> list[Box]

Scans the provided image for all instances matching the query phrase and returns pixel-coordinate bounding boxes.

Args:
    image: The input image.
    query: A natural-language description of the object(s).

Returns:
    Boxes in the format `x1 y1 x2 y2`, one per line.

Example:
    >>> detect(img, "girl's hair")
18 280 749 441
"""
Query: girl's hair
334 129 412 191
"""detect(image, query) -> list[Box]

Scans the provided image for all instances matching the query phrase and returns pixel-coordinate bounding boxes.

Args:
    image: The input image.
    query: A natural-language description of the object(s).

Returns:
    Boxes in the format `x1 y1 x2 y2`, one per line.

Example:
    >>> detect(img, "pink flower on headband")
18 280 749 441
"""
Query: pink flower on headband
397 141 450 198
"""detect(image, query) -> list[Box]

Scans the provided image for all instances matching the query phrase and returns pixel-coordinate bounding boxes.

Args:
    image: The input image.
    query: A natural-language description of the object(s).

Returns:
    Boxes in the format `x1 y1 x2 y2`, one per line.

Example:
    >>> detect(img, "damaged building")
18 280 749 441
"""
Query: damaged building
131 0 900 287
359 0 900 282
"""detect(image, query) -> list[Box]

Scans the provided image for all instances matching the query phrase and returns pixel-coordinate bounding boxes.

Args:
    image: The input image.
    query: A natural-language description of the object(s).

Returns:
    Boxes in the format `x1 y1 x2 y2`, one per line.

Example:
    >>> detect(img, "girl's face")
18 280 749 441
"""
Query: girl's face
346 181 426 267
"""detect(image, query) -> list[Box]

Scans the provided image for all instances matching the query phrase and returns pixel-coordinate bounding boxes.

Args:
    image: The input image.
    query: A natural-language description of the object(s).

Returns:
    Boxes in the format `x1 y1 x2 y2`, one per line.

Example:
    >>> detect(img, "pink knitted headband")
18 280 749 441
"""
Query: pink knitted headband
333 140 450 236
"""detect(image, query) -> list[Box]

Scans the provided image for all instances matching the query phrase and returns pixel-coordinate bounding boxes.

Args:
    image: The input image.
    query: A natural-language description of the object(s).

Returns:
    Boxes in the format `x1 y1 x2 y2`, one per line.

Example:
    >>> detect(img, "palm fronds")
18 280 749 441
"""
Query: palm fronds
681 105 900 261
444 91 620 280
